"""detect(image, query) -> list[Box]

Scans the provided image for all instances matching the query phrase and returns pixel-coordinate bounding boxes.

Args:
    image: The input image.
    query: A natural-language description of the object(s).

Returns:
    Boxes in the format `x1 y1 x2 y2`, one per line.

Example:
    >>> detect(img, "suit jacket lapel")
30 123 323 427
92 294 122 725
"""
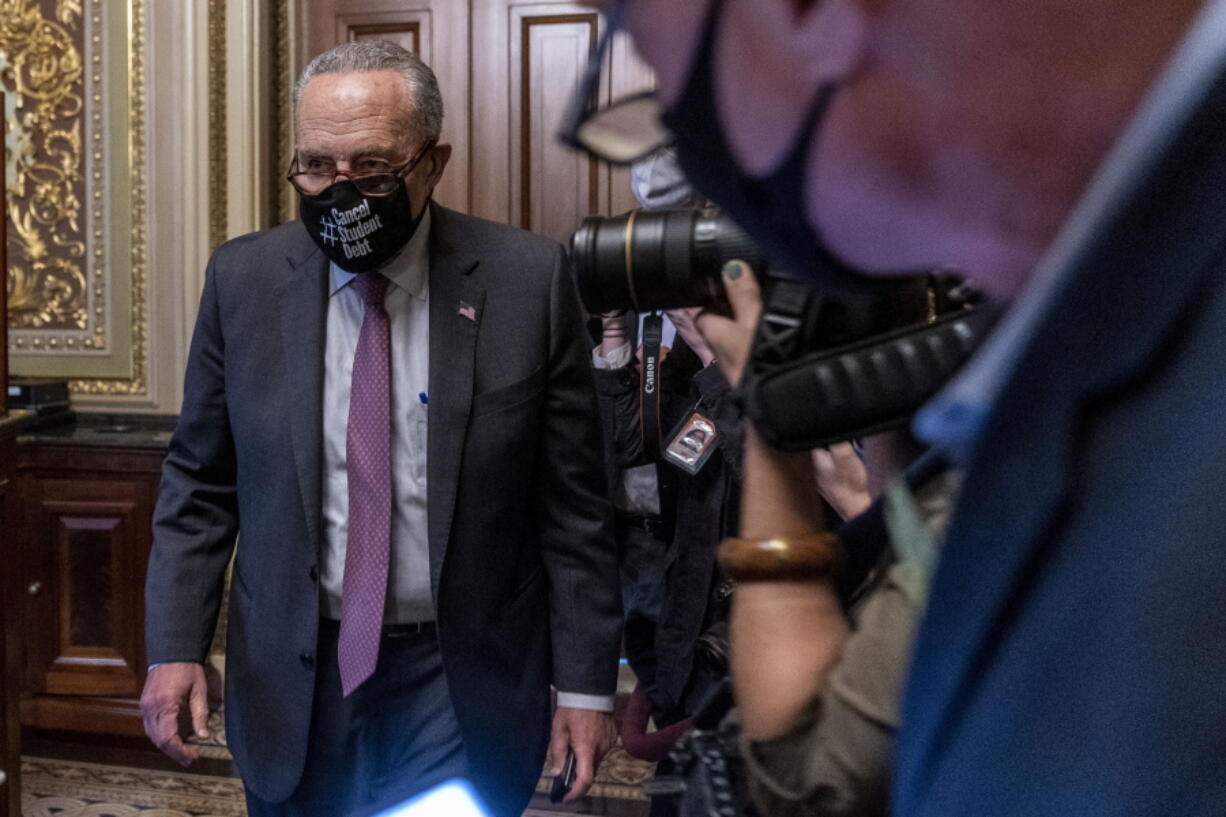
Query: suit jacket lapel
426 204 484 600
899 70 1226 795
275 234 329 563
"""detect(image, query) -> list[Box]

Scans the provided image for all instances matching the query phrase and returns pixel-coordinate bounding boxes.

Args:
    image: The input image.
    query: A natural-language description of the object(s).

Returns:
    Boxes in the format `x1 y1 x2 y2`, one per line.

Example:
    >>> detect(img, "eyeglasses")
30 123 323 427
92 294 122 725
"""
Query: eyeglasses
287 140 436 197
557 0 672 165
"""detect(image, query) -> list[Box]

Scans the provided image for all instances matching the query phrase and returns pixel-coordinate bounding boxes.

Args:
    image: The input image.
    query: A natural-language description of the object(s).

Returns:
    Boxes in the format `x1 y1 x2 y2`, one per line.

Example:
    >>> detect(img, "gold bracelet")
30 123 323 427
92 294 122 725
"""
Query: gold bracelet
718 533 841 582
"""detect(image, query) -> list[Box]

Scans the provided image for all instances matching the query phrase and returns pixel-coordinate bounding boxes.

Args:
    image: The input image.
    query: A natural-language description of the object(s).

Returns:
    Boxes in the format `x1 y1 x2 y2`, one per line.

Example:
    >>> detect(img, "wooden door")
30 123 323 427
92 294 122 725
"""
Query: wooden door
302 0 472 214
301 1 653 245
21 482 144 698
15 446 163 736
470 0 651 243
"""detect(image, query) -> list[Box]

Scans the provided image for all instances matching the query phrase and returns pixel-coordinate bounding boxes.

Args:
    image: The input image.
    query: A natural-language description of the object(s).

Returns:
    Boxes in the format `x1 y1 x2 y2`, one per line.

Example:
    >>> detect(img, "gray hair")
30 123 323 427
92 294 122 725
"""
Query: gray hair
294 40 444 144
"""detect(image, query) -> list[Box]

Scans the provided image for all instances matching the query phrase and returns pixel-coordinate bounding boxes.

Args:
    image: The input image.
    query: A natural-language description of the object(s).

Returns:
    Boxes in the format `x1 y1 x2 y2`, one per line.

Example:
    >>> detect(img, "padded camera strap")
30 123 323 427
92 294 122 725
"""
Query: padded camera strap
640 312 664 458
747 280 996 450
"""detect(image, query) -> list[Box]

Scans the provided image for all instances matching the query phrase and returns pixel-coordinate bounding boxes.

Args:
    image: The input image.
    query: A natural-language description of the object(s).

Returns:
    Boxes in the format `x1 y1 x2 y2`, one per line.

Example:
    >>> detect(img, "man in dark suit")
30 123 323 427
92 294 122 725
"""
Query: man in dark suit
583 0 1226 814
140 41 621 817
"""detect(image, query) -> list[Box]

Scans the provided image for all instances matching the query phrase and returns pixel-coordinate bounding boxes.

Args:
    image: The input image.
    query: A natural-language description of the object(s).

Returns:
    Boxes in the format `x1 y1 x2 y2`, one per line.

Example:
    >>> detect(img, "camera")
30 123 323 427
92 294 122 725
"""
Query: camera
570 207 996 449
570 207 763 314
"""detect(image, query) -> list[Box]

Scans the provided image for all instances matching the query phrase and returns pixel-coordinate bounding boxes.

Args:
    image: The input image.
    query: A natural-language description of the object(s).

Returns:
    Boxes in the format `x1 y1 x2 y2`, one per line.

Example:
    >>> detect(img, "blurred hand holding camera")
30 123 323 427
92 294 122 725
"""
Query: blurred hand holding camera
694 260 760 387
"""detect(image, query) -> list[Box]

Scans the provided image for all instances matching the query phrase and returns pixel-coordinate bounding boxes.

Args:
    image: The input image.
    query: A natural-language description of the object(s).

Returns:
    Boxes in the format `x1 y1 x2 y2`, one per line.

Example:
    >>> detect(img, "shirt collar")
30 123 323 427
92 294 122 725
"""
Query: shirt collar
329 206 432 301
914 0 1226 460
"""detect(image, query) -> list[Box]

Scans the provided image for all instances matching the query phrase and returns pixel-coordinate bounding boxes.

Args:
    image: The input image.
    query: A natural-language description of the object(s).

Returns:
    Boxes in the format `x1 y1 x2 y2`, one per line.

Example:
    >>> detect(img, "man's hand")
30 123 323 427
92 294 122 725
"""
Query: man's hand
140 661 209 766
665 307 716 366
547 706 617 803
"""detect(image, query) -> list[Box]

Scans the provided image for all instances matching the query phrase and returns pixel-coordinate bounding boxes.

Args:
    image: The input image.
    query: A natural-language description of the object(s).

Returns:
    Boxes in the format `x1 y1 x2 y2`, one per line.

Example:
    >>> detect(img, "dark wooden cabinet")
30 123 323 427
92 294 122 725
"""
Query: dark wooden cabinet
1 436 20 817
14 443 163 737
1 89 18 817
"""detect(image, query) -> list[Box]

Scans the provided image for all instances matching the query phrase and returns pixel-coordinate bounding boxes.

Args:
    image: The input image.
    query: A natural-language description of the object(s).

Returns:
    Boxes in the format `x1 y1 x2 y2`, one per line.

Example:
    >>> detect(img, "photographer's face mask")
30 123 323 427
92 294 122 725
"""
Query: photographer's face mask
658 0 928 297
298 144 432 273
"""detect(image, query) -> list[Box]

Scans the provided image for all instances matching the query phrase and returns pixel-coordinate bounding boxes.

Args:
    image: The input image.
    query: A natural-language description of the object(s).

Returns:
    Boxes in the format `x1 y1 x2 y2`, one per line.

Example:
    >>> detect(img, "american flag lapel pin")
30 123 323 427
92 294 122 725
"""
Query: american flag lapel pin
458 300 477 321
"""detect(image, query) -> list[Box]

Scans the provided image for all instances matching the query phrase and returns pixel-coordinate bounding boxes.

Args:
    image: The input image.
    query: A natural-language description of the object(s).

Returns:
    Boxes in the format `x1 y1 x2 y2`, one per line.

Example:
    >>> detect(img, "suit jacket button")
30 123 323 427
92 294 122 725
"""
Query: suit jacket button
299 652 315 668
308 565 319 581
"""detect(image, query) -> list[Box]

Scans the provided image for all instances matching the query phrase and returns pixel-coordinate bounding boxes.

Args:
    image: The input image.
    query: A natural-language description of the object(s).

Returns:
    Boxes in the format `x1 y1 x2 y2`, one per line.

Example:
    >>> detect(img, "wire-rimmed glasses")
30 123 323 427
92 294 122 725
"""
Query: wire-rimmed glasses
287 140 436 197
557 0 673 165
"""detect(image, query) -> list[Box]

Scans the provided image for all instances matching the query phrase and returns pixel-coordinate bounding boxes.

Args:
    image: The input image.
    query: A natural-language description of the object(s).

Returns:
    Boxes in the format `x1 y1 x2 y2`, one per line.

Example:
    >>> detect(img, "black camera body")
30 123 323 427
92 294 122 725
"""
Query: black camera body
570 208 993 448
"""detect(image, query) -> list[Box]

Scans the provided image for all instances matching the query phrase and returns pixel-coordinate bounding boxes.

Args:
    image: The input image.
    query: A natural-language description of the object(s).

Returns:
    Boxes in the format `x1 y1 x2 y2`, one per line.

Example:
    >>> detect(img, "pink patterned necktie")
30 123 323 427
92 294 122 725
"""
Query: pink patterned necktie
338 272 393 697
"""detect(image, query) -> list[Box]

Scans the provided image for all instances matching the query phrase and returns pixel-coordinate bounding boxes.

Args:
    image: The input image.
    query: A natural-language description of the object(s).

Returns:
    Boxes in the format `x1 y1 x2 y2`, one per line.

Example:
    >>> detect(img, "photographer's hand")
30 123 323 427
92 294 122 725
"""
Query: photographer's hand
695 260 760 386
814 443 873 520
666 307 716 367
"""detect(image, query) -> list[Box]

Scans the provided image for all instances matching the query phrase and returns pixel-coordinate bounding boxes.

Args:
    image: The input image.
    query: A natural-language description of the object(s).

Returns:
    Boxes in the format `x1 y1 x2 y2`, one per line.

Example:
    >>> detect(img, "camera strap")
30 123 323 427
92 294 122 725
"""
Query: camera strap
747 298 997 450
640 312 664 459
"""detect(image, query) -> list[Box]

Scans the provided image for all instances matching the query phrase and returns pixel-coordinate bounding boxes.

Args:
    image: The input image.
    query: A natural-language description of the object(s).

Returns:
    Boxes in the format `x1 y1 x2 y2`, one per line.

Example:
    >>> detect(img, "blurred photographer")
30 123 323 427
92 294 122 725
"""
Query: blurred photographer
591 150 744 769
572 0 1226 814
595 305 741 712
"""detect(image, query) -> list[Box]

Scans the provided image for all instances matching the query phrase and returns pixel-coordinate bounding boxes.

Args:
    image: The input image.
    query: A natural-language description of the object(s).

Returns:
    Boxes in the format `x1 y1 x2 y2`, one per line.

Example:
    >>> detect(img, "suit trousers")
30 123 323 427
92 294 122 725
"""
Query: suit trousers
243 619 467 817
616 515 670 699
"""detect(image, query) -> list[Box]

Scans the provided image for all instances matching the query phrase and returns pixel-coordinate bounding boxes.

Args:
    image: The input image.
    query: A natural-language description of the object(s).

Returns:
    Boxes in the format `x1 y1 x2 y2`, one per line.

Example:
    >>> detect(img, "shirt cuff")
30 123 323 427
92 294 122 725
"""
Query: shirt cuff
556 691 616 712
592 343 633 370
147 660 203 671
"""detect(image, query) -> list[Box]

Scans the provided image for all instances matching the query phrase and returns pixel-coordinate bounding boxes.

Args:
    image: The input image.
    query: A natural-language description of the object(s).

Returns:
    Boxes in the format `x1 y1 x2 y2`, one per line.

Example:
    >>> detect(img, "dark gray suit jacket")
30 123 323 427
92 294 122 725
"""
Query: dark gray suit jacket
146 203 622 813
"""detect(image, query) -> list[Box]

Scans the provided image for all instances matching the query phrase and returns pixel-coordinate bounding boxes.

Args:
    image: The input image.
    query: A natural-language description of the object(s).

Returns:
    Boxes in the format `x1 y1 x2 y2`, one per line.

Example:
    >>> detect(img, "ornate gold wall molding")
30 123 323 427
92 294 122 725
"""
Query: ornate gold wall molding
3 0 150 394
1 0 87 336
208 0 226 250
271 0 293 225
71 0 145 394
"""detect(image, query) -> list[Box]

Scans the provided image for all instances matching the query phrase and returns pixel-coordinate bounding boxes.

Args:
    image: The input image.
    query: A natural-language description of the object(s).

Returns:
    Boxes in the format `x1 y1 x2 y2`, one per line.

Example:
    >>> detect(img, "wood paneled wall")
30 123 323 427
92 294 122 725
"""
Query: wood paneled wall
303 0 473 215
304 0 652 246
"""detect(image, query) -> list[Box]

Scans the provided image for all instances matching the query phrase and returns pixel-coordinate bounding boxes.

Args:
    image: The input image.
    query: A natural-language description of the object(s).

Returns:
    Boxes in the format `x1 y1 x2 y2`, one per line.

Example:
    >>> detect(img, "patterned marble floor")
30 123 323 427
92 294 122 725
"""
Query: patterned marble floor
22 650 653 817
21 756 246 817
20 710 653 817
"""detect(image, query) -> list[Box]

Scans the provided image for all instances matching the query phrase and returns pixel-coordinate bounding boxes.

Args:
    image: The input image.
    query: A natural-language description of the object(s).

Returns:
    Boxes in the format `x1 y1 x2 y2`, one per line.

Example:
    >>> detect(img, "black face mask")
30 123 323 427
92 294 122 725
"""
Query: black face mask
300 177 425 273
659 0 929 298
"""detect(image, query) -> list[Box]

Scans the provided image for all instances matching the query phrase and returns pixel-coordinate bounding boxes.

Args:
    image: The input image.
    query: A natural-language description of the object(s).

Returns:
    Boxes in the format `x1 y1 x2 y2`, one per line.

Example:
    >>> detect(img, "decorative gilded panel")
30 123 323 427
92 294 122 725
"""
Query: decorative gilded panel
270 0 292 225
1 0 87 335
2 0 148 392
208 0 226 251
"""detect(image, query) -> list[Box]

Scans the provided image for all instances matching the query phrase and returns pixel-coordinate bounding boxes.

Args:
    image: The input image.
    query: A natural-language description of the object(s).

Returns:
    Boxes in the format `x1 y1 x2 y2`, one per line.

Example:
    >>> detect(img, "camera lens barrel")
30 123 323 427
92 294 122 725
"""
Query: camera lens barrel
694 210 760 276
571 208 762 314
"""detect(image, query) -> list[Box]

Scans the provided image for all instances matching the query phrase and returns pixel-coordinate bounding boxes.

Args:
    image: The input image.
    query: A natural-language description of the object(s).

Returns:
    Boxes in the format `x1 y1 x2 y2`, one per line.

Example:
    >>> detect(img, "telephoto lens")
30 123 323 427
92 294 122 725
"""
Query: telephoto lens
570 208 764 314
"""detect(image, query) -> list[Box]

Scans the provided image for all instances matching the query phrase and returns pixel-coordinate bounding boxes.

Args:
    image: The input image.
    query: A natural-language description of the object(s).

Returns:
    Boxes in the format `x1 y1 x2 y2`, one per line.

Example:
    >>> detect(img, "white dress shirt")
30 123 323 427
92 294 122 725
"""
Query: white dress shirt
322 209 433 623
320 207 612 711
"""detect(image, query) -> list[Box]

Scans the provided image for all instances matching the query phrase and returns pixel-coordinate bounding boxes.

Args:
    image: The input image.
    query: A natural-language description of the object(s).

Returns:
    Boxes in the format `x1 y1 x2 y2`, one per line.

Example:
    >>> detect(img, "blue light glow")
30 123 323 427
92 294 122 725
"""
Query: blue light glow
367 779 492 817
